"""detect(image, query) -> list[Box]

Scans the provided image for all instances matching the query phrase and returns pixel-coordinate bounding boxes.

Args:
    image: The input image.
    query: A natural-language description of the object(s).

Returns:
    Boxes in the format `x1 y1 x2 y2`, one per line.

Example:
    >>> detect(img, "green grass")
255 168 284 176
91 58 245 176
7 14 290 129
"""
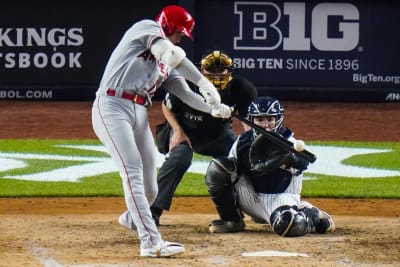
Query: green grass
302 176 400 198
0 139 399 198
0 139 105 158
0 174 122 197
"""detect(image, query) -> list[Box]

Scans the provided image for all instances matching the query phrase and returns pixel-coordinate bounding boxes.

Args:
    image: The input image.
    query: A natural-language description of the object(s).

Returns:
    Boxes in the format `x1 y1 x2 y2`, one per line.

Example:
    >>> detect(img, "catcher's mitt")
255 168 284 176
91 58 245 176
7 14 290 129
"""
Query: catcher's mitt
249 134 290 173
249 134 310 174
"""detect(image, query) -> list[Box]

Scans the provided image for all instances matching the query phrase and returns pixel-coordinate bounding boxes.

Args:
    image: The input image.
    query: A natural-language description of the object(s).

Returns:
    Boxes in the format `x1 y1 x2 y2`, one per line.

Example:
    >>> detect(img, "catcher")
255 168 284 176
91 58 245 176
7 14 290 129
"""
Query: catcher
205 96 335 236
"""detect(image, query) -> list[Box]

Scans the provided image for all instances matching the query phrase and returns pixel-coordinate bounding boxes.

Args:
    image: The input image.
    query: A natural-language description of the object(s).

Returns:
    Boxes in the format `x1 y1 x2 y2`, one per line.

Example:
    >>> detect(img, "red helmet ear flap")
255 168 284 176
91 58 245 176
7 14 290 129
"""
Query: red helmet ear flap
156 5 195 39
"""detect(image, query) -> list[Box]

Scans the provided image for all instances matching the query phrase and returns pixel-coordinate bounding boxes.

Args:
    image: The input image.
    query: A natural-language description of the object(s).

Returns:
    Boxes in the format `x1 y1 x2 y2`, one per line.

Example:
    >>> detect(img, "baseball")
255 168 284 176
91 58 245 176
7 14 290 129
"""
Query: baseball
294 140 306 151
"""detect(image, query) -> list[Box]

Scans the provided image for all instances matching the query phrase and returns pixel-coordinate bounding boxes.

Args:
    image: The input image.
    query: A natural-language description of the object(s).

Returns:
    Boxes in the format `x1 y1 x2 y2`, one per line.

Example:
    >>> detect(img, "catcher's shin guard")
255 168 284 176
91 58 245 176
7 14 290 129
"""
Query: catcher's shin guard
205 157 242 222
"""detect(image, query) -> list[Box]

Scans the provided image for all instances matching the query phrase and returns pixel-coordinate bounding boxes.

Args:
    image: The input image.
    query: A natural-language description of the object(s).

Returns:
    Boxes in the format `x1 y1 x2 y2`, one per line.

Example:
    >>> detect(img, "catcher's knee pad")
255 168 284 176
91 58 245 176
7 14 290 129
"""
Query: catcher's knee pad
270 205 312 237
205 157 237 193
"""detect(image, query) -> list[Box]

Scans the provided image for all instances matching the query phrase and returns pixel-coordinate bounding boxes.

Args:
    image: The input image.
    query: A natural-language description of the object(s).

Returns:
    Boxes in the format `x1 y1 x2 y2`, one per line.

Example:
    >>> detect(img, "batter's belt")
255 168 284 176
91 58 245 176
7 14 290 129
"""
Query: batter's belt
106 88 147 106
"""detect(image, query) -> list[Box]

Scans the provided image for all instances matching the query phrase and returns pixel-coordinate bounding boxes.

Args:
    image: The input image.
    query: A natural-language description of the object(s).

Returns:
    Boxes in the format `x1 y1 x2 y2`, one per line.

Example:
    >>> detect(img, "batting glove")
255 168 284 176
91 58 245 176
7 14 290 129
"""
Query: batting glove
197 77 221 106
211 103 233 119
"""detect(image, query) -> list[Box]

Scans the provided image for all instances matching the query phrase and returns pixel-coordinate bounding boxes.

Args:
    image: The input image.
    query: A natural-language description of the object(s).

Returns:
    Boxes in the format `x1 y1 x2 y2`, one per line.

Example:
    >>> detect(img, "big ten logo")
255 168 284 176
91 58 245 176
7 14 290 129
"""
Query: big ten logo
234 2 359 51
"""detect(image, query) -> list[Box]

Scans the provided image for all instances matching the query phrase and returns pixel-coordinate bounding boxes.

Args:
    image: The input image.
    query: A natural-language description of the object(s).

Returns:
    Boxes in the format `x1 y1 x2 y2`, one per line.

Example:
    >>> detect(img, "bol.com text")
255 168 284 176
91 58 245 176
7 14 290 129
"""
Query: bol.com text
0 89 53 99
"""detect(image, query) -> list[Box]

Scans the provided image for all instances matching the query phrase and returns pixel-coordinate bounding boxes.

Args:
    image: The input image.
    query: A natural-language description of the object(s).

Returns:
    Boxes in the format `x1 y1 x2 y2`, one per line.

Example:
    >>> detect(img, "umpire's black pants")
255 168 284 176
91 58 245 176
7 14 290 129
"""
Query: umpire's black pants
151 129 237 211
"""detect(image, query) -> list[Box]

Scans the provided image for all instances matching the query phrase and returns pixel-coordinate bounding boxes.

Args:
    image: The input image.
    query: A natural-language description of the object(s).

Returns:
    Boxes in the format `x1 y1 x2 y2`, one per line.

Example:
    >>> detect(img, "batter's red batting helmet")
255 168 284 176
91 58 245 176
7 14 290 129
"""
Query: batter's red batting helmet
156 5 195 39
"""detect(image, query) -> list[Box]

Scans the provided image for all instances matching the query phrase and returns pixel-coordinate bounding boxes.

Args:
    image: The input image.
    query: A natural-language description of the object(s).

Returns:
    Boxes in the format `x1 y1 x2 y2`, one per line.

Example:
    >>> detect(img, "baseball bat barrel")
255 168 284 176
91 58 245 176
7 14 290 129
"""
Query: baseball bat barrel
232 113 317 163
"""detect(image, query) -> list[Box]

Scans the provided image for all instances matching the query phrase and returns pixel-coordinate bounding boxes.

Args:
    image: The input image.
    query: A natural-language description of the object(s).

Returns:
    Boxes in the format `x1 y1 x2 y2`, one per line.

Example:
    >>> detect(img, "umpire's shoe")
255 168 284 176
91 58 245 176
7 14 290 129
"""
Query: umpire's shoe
209 219 245 233
150 206 162 226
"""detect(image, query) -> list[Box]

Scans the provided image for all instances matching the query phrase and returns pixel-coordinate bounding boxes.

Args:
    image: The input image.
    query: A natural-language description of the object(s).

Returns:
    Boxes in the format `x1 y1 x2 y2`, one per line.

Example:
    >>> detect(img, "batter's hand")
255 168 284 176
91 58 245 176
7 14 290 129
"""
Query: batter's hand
197 77 221 106
211 103 233 119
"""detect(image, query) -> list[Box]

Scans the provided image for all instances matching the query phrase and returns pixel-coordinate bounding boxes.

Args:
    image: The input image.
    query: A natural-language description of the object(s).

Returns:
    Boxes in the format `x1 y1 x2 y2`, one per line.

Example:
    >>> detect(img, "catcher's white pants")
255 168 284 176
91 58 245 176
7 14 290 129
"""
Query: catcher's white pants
92 95 161 249
235 173 304 224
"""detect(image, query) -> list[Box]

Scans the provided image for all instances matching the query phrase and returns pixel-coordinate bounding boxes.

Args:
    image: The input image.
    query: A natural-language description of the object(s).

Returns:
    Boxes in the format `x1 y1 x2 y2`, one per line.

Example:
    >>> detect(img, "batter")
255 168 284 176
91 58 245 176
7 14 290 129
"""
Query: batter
91 5 231 257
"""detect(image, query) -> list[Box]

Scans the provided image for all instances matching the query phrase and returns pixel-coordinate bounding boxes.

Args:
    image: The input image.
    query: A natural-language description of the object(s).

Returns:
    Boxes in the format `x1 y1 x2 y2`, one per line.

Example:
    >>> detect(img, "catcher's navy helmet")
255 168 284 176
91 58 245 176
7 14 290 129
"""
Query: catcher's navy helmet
248 96 284 132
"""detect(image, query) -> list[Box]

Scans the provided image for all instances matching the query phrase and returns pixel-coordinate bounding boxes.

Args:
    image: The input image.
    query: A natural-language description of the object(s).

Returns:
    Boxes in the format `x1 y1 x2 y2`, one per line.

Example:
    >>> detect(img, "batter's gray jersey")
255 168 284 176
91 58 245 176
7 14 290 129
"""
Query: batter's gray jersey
97 19 172 97
96 19 210 113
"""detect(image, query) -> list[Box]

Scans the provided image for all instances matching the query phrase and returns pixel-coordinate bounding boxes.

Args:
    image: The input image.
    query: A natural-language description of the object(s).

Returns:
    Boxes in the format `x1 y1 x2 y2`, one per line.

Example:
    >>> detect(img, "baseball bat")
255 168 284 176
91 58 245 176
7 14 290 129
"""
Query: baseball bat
232 113 317 163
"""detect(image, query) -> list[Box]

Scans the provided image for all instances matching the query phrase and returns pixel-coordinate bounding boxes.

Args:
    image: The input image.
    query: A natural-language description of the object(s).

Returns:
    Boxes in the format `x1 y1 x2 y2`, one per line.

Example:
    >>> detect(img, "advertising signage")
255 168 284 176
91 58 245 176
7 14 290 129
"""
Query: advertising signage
0 0 174 100
194 1 400 101
0 0 399 102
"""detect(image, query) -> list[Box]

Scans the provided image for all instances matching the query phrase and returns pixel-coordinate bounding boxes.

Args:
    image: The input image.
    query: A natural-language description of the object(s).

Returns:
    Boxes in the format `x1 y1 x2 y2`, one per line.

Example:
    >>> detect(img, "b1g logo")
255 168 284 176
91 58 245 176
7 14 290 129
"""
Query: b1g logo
234 2 360 51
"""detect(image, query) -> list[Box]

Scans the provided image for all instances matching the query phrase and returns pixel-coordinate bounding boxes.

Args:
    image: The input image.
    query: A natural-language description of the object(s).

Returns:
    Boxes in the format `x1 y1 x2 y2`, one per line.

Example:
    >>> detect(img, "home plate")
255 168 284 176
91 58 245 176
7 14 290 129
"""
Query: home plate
241 250 309 257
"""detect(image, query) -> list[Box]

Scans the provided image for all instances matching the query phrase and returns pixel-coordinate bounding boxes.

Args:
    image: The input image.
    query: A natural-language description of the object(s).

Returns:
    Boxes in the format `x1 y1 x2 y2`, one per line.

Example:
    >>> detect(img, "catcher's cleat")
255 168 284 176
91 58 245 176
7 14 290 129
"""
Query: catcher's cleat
118 211 137 231
209 219 245 233
140 240 185 257
315 209 335 233
251 216 268 224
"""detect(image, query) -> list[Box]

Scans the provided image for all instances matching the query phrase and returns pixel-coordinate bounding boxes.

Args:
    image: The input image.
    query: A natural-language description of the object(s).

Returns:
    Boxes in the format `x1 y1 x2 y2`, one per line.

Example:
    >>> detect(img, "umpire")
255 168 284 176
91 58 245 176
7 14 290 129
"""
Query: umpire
150 50 257 225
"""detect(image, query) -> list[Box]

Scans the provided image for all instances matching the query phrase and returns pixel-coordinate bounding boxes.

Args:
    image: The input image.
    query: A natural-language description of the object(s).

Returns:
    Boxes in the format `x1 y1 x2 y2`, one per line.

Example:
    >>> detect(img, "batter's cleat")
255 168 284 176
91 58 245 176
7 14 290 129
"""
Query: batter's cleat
118 211 136 231
315 209 335 233
209 219 245 233
140 240 185 257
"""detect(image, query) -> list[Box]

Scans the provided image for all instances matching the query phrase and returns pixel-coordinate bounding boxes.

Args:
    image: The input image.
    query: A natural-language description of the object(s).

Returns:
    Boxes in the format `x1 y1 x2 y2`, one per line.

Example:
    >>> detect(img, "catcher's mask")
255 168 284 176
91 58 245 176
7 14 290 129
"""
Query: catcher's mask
200 50 233 90
248 96 284 132
156 5 195 39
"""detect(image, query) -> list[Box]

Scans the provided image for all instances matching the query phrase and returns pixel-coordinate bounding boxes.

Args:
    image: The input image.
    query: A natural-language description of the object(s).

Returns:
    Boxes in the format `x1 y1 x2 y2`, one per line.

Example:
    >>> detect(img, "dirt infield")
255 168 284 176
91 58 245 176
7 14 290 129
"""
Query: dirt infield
0 101 400 267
